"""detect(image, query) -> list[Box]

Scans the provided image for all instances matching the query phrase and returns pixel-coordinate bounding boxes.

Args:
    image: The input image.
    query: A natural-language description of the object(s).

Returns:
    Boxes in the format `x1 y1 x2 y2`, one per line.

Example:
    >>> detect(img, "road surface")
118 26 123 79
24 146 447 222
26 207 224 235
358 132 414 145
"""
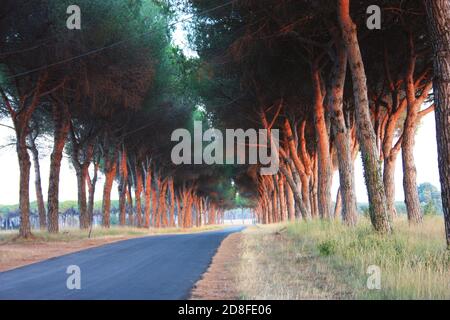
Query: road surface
0 226 244 300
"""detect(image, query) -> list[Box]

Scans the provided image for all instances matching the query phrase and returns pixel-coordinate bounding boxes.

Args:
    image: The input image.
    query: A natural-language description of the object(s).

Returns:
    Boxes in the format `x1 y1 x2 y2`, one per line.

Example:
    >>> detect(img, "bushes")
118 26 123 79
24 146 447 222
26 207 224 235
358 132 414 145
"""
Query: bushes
318 240 337 256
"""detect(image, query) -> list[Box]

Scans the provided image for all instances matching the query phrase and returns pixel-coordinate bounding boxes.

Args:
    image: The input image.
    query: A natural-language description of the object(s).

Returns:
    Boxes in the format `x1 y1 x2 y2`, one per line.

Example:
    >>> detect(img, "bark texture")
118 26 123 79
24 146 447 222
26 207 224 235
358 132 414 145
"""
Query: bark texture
328 40 358 225
425 0 450 247
338 0 391 233
47 103 70 233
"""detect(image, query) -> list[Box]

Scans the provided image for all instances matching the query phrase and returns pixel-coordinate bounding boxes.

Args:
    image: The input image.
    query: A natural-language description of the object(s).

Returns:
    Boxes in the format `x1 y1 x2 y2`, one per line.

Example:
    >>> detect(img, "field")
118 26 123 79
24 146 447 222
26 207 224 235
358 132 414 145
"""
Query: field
237 217 450 299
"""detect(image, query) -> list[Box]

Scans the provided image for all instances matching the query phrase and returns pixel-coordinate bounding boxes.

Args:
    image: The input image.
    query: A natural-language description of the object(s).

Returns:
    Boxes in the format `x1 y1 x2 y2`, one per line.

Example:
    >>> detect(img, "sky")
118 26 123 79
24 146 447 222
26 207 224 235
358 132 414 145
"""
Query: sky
0 15 441 205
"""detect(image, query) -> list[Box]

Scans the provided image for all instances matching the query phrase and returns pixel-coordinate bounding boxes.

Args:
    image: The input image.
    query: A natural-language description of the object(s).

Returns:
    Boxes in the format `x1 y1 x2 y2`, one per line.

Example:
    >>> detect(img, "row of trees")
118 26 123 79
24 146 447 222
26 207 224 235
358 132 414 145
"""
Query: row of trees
188 0 450 245
1 0 449 247
0 0 228 237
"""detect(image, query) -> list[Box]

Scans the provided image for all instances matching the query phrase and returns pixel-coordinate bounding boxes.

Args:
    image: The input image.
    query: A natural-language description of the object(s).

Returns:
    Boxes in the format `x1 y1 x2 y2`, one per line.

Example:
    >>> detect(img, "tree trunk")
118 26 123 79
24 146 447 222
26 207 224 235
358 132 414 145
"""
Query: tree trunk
311 152 319 219
17 131 32 238
312 64 332 219
159 180 168 227
151 182 158 227
280 165 308 219
402 35 426 225
401 127 423 224
169 178 175 227
126 178 134 226
338 0 391 233
283 120 311 217
144 165 152 228
29 139 46 230
278 174 287 221
47 104 70 233
381 103 404 221
425 0 450 246
328 41 358 225
383 157 397 221
75 165 89 229
134 162 143 227
102 148 117 228
87 162 98 225
118 149 127 226
286 176 296 221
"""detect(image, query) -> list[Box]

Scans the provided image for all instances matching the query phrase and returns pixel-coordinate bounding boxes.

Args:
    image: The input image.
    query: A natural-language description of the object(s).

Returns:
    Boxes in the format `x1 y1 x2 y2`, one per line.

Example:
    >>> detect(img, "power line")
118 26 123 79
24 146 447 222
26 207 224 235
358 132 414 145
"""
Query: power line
4 0 235 80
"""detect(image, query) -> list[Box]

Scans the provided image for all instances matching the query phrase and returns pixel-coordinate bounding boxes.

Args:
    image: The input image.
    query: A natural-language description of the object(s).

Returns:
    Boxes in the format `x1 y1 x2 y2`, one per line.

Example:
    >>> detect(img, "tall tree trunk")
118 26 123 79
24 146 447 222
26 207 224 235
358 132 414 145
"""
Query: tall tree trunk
278 174 287 221
29 138 46 230
87 161 98 225
17 131 32 238
102 147 117 228
311 152 319 219
144 165 152 228
312 64 332 219
151 182 158 227
76 165 89 229
338 0 391 233
169 178 175 227
283 120 311 217
286 176 296 221
47 104 70 233
381 103 404 221
280 165 308 219
118 149 128 226
402 34 429 225
383 157 397 220
424 0 450 246
126 178 134 226
328 41 358 225
159 180 168 227
134 162 143 227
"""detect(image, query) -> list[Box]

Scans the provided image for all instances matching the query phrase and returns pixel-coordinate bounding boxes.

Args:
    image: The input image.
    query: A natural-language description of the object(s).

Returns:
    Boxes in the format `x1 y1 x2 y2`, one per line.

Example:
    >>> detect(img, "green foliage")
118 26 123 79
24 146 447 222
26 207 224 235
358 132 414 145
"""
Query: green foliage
423 201 439 216
318 240 337 257
418 182 442 215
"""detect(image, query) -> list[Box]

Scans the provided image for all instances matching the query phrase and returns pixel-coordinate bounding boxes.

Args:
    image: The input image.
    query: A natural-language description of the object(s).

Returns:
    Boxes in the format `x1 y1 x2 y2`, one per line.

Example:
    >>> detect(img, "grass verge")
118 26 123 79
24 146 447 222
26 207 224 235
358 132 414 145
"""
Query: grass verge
237 216 450 299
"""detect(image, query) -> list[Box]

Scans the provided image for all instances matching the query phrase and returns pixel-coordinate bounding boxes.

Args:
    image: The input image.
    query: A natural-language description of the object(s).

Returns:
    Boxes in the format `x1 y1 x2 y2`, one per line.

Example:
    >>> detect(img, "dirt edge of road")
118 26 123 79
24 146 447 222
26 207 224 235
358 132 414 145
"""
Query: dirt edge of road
0 235 140 273
190 232 242 300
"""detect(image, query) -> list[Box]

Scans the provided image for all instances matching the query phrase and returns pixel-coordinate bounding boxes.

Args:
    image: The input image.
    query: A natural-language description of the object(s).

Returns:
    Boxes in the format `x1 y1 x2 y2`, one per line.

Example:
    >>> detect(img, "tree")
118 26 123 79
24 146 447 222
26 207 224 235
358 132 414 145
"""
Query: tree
337 0 391 233
424 0 450 247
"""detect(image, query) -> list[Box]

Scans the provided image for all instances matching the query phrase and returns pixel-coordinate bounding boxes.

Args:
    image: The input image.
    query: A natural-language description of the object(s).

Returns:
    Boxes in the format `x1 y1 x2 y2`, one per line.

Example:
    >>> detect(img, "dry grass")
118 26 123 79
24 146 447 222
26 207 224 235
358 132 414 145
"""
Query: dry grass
236 216 450 300
237 224 354 299
287 216 450 299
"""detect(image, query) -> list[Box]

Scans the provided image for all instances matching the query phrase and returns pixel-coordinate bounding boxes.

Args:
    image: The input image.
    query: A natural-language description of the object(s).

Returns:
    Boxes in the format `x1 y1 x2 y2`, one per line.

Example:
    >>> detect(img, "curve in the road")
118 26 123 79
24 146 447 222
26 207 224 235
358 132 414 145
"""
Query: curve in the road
0 226 245 300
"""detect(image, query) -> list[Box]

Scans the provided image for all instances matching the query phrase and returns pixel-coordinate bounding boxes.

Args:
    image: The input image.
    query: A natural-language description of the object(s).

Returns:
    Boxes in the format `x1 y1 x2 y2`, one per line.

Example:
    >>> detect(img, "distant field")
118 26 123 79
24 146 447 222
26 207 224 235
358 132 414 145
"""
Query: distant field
0 200 119 217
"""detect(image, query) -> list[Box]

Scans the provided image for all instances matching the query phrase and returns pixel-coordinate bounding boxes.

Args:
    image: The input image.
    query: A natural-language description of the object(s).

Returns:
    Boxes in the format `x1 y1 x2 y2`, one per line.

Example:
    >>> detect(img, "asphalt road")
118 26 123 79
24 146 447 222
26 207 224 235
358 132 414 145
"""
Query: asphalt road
0 226 244 300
